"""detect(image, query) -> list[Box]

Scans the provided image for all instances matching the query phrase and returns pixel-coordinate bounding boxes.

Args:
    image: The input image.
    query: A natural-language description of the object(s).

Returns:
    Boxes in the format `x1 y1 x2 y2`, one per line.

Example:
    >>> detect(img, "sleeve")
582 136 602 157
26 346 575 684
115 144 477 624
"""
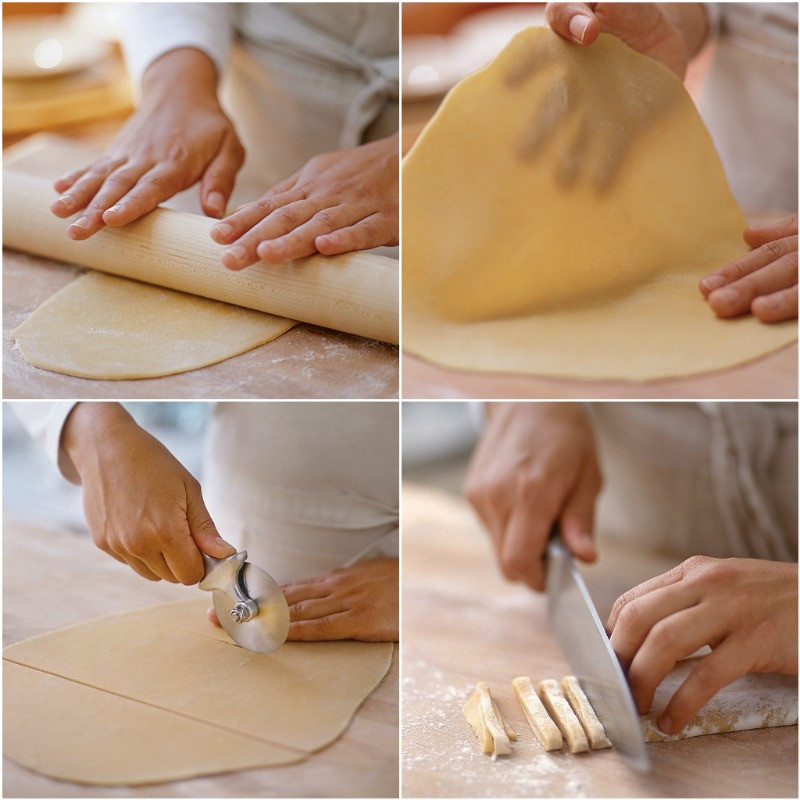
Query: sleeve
10 402 80 483
120 2 234 89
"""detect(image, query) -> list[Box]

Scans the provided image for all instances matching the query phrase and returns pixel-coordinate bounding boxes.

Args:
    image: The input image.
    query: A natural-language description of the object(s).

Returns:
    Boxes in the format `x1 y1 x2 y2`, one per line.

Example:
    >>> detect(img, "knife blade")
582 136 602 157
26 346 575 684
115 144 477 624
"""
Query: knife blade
546 536 650 771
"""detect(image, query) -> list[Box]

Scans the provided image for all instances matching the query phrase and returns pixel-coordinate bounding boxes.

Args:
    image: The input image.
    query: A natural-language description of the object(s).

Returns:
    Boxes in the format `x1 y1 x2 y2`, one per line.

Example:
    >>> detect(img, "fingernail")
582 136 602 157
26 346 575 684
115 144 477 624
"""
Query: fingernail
212 222 233 238
710 286 739 307
701 274 725 293
753 294 782 311
105 204 122 215
69 216 89 230
658 714 673 735
56 194 75 210
224 245 248 264
207 191 225 214
569 14 591 42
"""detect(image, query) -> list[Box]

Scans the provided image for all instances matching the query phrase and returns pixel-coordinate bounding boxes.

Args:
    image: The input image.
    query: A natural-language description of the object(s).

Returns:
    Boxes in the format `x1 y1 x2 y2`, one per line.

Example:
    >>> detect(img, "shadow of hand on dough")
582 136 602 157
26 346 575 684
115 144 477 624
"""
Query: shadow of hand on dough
504 35 676 193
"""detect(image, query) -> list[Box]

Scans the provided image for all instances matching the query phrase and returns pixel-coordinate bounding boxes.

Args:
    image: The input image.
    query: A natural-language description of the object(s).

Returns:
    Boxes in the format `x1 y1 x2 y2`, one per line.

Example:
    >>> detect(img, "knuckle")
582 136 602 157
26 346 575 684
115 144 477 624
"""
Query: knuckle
759 238 789 262
689 657 722 693
271 205 301 227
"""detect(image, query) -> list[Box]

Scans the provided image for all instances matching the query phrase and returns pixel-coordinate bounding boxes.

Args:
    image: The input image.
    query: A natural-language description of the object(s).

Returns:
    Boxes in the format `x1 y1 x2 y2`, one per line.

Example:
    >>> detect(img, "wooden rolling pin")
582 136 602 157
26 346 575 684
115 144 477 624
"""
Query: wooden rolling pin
3 170 399 344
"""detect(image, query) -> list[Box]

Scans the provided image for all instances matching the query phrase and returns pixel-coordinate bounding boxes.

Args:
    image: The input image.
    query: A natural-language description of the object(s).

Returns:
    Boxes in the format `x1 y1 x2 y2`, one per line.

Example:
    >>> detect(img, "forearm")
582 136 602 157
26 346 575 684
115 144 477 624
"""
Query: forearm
61 402 137 484
660 3 709 59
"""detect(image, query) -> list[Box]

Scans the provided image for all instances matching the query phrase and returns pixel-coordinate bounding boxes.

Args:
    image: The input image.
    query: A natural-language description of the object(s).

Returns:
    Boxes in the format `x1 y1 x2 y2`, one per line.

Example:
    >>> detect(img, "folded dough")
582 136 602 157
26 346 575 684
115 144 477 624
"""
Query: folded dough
402 27 796 380
560 675 612 749
463 681 517 756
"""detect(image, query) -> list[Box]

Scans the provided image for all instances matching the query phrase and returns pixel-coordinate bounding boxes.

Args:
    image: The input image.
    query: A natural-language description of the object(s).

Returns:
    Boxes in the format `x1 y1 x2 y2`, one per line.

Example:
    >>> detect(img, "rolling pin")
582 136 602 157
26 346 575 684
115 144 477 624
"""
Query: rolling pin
3 170 399 344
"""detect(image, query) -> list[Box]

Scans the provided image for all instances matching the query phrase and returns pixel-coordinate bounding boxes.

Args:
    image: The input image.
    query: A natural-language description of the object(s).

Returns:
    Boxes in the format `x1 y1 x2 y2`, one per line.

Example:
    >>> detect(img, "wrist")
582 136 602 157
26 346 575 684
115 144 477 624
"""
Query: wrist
61 403 137 482
140 47 219 108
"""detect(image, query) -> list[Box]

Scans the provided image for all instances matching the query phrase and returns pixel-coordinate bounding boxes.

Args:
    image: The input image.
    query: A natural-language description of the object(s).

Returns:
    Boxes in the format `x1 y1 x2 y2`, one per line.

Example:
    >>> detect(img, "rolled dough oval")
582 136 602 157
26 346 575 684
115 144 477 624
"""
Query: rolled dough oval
402 27 797 380
10 272 297 379
2 598 393 786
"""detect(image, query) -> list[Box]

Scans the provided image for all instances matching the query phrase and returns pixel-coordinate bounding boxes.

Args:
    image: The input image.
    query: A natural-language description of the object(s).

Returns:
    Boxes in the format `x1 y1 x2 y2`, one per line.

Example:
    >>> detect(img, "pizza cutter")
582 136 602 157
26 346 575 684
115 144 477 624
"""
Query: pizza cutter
199 550 289 654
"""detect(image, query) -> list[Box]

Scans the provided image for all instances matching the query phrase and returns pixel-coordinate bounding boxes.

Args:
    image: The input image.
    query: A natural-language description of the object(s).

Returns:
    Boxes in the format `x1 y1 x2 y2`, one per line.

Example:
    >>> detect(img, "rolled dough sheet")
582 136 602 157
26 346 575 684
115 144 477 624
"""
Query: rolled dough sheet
10 272 297 380
641 658 798 742
3 597 393 785
402 27 796 381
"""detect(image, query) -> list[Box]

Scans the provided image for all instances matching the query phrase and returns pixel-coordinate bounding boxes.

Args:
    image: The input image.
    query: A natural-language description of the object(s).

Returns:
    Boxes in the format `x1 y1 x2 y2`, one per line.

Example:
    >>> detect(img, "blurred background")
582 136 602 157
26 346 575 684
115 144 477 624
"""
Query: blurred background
3 2 133 147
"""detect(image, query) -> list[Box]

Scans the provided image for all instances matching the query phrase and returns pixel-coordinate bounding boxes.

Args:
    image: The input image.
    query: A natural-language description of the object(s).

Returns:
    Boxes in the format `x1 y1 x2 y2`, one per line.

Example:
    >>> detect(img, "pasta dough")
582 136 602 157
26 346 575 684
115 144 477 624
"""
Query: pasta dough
11 272 297 379
463 681 517 757
2 598 393 785
512 675 563 751
537 679 588 753
402 27 796 380
560 675 611 750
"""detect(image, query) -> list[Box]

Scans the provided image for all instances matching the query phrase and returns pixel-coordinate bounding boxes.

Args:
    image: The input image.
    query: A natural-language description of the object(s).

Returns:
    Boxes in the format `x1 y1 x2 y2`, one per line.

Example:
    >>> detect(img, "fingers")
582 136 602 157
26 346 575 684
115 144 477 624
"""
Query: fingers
546 3 600 44
744 215 798 248
282 579 330 606
100 163 190 228
315 213 397 255
559 461 601 563
288 613 350 641
751 284 798 323
50 156 127 219
199 133 245 218
185 484 236 560
705 248 798 319
207 606 221 627
657 638 748 735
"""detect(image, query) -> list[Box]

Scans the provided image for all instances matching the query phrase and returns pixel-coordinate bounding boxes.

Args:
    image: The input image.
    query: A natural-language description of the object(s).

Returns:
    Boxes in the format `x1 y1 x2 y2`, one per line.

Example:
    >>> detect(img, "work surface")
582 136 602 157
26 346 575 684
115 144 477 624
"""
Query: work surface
3 135 398 399
3 517 398 798
401 485 798 798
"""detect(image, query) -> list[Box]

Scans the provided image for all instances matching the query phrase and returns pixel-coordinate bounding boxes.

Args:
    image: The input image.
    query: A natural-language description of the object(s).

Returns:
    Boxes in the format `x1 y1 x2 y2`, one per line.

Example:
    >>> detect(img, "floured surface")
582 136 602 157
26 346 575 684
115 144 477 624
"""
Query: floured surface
642 658 798 742
3 597 393 786
402 484 798 797
11 272 297 379
402 27 796 380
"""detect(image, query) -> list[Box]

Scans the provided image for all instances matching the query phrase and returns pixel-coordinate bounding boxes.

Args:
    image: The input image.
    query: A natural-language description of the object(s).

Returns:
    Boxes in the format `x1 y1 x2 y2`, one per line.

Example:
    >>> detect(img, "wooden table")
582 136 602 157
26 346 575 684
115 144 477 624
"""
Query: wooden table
401 485 798 798
3 517 398 798
3 135 398 399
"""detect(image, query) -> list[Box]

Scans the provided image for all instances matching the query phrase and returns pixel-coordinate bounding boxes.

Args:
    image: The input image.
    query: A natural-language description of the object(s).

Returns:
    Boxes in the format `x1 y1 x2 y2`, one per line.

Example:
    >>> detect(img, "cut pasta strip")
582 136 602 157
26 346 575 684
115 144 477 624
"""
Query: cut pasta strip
537 678 589 753
463 681 517 757
512 675 563 751
560 675 612 750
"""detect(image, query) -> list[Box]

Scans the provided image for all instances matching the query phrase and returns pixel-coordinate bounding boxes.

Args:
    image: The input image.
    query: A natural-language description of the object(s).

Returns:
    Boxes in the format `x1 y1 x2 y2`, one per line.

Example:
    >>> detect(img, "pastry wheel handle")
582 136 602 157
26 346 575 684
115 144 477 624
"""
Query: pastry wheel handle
199 550 258 623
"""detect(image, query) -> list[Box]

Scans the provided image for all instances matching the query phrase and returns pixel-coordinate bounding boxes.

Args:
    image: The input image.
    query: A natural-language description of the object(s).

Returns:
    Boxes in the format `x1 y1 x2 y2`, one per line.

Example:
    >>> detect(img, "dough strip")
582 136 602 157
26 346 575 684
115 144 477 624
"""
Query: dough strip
537 678 589 753
512 675 563 751
560 675 612 749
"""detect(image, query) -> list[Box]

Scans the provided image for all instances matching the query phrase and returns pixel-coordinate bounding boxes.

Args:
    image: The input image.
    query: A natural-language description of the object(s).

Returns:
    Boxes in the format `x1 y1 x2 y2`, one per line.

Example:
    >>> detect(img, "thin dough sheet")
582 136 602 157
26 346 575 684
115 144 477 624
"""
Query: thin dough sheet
11 272 297 379
3 598 393 785
402 27 796 380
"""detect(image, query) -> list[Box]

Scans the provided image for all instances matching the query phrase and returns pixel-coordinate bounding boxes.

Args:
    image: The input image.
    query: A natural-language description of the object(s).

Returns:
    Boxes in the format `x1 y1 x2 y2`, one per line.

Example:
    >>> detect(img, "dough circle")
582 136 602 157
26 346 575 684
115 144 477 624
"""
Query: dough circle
402 27 796 381
3 598 393 785
11 272 297 379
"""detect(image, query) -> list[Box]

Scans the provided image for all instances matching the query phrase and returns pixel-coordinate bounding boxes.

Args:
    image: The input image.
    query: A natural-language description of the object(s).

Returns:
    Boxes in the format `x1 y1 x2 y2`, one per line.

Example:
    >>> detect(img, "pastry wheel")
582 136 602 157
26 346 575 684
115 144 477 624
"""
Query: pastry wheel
199 551 289 653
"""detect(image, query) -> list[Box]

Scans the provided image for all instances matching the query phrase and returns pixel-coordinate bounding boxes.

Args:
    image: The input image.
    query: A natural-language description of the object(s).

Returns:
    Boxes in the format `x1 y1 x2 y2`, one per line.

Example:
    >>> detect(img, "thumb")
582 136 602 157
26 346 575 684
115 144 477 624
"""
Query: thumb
559 465 600 563
200 132 245 218
185 484 236 558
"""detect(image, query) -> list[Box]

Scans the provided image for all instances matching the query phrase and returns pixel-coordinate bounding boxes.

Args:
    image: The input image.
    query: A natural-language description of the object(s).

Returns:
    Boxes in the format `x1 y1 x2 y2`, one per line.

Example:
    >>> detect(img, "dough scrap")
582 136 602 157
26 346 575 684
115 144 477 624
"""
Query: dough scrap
560 675 612 750
537 679 589 753
512 675 563 751
641 657 798 742
11 272 297 379
463 681 517 757
2 598 393 785
402 27 796 381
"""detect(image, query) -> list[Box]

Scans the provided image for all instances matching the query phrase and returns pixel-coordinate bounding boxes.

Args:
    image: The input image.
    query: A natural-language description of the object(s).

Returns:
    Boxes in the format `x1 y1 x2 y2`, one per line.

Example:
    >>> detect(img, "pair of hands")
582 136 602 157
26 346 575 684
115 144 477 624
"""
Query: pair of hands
50 48 398 266
62 403 398 642
466 403 797 732
546 3 797 322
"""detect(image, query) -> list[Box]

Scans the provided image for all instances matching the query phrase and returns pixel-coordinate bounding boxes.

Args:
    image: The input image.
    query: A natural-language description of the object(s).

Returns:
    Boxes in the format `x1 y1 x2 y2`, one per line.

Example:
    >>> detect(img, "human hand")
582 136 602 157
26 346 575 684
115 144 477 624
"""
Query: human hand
50 48 244 239
208 557 399 641
464 403 601 591
62 403 235 583
210 134 399 270
607 556 798 735
700 216 798 323
545 3 708 77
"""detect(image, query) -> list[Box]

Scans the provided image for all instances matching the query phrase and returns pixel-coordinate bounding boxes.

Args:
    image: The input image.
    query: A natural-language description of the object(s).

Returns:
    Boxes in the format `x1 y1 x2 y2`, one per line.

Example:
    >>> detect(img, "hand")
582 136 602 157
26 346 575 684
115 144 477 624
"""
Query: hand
50 48 244 239
607 556 798 735
464 403 601 591
545 3 709 78
62 403 235 583
700 216 798 323
210 134 399 270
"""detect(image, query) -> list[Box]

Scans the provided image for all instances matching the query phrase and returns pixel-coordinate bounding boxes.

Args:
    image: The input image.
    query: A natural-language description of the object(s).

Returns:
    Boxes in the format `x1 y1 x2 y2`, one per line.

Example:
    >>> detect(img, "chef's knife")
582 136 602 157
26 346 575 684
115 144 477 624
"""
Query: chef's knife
546 536 650 771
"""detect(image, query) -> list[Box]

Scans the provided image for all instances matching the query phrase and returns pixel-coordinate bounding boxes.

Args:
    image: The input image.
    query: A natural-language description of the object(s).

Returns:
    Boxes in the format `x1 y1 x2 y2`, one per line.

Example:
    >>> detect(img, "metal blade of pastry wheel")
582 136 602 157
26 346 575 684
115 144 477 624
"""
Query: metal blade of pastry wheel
199 551 290 653
546 537 650 771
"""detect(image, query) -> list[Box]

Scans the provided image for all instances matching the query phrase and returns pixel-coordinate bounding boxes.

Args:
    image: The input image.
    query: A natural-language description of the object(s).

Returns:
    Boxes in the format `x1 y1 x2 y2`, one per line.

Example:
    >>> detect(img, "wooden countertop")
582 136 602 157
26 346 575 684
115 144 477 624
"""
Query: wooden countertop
401 484 797 798
3 135 398 399
3 516 398 798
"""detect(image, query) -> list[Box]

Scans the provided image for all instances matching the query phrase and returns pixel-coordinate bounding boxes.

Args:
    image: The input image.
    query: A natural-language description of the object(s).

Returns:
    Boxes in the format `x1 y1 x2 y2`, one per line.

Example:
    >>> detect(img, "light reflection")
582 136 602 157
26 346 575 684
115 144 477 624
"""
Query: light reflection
33 38 63 70
407 64 440 87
